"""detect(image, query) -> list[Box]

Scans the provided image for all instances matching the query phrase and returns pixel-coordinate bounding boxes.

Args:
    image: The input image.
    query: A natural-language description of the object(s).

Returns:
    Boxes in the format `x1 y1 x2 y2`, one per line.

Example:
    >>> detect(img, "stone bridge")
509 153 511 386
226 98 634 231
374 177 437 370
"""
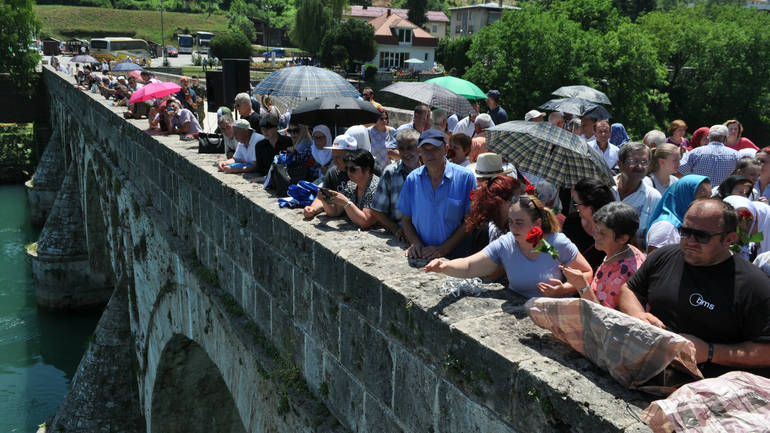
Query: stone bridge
27 66 653 432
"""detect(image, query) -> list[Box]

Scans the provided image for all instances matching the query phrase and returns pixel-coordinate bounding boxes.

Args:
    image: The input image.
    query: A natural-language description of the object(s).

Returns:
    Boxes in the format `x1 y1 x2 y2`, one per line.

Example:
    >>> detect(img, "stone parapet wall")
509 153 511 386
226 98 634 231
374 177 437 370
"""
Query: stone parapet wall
42 66 652 433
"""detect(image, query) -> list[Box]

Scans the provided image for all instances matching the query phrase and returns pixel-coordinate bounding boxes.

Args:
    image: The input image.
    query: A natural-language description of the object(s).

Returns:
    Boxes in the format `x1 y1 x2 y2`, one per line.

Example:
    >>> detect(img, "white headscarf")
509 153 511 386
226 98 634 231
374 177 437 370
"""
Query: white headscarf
311 125 333 167
345 124 371 152
723 195 770 255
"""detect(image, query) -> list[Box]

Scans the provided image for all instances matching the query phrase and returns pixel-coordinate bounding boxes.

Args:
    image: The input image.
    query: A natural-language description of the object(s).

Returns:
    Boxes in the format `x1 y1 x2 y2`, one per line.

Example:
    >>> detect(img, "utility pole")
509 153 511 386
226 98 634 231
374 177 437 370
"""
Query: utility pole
161 0 168 66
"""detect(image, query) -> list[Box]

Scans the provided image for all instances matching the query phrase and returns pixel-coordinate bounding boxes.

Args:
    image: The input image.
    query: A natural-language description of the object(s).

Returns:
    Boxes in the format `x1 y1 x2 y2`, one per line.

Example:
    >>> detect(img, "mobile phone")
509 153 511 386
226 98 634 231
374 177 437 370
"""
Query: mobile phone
318 187 333 202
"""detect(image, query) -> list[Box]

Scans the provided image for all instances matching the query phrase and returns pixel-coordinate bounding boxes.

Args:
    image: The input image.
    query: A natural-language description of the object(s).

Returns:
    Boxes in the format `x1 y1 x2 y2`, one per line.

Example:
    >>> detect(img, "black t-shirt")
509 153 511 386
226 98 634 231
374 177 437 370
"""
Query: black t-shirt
254 135 292 175
321 165 348 191
244 111 261 132
627 245 770 344
562 213 604 271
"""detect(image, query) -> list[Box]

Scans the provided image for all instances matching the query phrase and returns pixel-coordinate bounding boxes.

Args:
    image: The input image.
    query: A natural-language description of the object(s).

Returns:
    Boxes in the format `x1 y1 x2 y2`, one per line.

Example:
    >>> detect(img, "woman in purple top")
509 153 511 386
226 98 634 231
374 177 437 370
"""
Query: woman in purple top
666 119 690 150
425 195 593 299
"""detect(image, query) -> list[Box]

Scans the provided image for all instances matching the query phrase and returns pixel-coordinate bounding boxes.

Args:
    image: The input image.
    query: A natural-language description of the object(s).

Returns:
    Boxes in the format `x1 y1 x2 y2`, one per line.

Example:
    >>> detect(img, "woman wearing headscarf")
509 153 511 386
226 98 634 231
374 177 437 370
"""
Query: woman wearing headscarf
310 125 333 177
689 127 710 150
645 174 712 253
367 108 396 171
610 123 630 147
723 195 770 258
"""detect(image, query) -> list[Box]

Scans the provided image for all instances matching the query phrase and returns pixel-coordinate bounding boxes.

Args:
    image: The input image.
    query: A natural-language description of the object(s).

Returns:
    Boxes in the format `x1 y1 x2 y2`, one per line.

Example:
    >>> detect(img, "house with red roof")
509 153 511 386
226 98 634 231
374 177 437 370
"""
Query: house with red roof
366 10 439 71
347 5 450 40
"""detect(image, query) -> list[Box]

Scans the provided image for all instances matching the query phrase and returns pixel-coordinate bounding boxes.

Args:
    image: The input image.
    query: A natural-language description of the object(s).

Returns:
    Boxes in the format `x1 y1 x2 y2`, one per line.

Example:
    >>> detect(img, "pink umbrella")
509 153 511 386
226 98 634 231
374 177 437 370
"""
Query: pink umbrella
128 81 181 104
128 70 143 81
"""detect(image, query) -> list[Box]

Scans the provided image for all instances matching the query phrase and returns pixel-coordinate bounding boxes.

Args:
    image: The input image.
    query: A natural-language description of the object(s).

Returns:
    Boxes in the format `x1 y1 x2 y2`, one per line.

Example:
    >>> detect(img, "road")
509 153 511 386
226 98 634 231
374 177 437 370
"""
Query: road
157 53 294 68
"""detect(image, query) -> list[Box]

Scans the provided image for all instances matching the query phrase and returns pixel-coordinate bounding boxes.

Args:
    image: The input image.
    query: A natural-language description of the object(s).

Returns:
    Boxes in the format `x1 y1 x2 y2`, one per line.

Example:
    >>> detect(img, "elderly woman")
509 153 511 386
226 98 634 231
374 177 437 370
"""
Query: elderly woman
367 109 396 171
562 178 616 270
644 143 680 195
319 149 380 228
425 195 593 299
714 174 754 200
689 126 710 150
724 195 770 258
561 202 646 309
646 174 712 253
310 125 334 173
666 119 690 149
724 119 759 151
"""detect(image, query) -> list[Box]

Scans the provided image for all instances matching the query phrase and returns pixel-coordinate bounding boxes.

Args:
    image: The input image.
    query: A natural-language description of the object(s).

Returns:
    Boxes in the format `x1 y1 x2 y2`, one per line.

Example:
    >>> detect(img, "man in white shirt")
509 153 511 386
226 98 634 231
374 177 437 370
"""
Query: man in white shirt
217 119 264 173
590 119 619 170
612 142 661 239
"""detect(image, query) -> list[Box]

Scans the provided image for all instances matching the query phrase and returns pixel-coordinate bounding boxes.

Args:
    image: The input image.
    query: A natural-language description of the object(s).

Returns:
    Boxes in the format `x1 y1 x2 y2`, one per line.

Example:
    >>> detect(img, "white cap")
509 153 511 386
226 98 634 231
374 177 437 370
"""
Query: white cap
325 134 358 151
525 110 545 121
709 124 729 137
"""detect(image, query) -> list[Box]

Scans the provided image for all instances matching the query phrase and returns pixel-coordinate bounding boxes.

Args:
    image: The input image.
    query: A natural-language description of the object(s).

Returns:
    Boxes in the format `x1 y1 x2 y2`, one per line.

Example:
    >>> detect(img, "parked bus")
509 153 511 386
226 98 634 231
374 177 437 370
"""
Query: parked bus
90 38 152 67
178 34 193 54
195 32 214 55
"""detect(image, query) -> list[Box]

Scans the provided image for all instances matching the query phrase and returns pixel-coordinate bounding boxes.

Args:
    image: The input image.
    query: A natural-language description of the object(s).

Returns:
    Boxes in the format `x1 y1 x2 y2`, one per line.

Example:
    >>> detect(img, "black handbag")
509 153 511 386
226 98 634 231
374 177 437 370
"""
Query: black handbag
197 133 225 154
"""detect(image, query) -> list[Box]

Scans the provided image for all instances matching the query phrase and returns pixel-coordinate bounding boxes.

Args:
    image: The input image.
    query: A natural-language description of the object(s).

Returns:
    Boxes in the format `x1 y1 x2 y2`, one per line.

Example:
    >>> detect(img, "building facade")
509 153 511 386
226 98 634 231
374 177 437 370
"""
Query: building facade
448 2 519 38
367 10 438 71
347 6 450 40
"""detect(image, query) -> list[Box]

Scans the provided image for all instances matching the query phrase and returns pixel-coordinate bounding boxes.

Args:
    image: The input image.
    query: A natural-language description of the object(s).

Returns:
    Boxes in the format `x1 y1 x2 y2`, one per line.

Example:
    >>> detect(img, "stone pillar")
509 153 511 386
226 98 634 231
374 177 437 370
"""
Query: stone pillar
47 285 146 433
28 166 112 312
26 128 64 228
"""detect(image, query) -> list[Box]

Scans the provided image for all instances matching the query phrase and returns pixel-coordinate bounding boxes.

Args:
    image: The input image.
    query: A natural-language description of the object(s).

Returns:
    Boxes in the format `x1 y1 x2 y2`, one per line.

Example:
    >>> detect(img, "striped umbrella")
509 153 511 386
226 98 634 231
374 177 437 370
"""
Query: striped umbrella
486 121 615 188
252 66 359 108
380 81 474 115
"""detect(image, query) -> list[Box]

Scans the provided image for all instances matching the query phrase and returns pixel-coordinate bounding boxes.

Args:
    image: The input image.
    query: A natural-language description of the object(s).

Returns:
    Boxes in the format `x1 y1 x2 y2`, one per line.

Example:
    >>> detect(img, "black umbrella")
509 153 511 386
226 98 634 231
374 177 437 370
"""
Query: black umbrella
289 97 381 128
552 85 612 105
380 82 474 115
539 97 612 119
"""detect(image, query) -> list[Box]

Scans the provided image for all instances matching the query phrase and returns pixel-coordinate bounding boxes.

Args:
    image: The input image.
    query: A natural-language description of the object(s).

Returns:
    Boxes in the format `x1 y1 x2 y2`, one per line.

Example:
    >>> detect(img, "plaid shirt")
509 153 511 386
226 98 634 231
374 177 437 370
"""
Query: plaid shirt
678 142 739 186
370 161 411 223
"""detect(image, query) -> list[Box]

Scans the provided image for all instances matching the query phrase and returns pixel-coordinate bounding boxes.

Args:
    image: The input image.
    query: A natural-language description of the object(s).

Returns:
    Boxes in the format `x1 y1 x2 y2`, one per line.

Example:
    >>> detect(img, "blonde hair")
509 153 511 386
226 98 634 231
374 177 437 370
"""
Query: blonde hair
649 142 679 173
668 119 687 136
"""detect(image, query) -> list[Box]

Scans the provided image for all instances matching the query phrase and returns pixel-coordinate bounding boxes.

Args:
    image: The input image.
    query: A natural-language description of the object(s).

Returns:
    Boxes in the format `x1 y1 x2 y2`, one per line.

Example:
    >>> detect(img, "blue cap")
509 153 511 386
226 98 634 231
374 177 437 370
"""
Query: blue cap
418 128 446 148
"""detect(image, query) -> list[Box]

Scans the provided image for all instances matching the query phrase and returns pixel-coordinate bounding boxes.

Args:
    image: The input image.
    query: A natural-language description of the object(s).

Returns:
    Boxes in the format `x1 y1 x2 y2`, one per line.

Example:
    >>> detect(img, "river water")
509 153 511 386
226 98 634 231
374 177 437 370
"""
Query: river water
0 184 99 432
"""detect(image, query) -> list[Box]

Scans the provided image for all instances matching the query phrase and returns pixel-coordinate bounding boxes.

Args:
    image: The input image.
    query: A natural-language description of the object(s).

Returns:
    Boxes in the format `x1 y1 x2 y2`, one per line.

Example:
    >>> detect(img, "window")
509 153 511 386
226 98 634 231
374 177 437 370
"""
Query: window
424 53 428 60
468 25 474 34
379 51 408 69
488 12 501 25
432 24 438 33
397 28 412 44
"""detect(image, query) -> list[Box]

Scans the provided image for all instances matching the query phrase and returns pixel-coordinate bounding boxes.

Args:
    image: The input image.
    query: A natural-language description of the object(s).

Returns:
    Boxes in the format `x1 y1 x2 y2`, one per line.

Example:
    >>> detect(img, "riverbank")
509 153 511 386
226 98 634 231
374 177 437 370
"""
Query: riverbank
0 124 36 184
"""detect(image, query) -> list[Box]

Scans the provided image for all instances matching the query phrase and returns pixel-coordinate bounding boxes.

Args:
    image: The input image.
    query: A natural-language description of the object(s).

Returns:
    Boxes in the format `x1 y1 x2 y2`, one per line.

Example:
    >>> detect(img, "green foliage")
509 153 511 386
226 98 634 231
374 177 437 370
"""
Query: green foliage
230 14 256 41
436 36 472 77
1 0 41 94
0 124 35 183
292 0 332 55
406 0 428 27
319 18 377 67
363 64 377 81
209 29 253 59
328 0 347 22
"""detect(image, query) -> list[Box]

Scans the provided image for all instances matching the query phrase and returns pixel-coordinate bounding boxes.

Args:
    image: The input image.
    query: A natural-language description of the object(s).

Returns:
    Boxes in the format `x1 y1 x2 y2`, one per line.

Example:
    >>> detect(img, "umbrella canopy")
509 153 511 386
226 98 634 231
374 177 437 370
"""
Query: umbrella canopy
539 97 612 119
425 76 486 100
128 81 181 104
70 55 99 64
112 62 143 72
404 58 424 64
128 70 143 81
252 66 359 108
486 121 615 188
552 85 611 105
380 82 473 115
289 97 381 128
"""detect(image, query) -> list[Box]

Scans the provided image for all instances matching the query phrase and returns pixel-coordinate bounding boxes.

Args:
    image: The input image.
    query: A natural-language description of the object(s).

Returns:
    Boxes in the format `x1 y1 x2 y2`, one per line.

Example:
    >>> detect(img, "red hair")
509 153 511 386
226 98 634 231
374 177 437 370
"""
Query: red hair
690 127 709 149
465 175 521 232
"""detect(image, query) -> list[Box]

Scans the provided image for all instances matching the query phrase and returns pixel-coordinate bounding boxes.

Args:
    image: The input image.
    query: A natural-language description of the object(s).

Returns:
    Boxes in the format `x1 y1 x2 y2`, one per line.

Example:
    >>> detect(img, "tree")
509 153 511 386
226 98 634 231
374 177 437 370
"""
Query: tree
0 0 41 94
319 18 377 67
406 0 427 27
292 0 332 56
436 37 472 77
209 30 254 59
328 0 347 22
230 15 256 42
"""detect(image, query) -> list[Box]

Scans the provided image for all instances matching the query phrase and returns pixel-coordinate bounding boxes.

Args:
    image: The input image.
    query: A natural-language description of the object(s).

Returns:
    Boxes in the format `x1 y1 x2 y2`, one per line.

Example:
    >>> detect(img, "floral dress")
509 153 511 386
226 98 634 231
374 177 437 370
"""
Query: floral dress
590 245 646 309
337 175 381 210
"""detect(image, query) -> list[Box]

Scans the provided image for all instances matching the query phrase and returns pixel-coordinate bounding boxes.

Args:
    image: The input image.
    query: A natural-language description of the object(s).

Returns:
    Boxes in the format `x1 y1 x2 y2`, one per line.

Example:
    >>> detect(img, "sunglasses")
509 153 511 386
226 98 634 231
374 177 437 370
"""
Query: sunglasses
677 226 727 244
345 166 361 174
512 195 543 211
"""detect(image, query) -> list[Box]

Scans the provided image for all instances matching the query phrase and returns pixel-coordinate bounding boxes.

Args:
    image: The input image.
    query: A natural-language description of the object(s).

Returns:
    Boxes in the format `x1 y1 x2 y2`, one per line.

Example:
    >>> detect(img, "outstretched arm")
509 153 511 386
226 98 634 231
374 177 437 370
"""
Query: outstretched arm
424 250 499 279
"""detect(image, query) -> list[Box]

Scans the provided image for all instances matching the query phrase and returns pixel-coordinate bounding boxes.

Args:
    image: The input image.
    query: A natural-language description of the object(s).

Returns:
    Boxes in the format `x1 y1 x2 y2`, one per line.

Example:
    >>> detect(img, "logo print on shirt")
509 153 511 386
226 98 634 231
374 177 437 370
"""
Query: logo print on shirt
689 293 715 310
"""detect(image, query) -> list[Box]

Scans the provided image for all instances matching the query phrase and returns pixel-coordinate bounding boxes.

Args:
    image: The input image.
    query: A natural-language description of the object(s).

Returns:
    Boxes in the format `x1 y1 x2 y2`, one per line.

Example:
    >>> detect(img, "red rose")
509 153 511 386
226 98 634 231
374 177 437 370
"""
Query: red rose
525 184 536 195
526 227 544 248
739 209 753 221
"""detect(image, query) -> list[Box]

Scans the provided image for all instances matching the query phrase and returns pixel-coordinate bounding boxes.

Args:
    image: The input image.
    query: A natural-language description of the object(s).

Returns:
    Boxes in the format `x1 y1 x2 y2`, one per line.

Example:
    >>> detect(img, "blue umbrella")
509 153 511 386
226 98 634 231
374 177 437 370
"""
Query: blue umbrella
252 66 359 108
112 62 143 72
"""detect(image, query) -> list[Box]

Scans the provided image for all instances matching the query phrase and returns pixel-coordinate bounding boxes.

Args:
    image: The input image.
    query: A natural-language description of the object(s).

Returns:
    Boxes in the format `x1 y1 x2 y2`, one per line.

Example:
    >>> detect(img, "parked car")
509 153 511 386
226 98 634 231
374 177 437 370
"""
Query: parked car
262 48 285 59
166 46 178 57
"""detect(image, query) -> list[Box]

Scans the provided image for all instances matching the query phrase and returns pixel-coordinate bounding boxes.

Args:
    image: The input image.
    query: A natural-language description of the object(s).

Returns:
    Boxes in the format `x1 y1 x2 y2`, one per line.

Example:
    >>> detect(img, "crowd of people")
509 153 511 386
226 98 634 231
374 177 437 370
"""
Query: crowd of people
59 59 769 380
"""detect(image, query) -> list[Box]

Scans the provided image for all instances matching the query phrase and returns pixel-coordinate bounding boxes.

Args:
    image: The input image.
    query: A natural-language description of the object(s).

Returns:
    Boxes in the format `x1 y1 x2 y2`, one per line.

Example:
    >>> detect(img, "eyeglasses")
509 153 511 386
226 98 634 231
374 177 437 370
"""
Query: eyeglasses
345 166 361 174
624 159 649 167
677 226 727 244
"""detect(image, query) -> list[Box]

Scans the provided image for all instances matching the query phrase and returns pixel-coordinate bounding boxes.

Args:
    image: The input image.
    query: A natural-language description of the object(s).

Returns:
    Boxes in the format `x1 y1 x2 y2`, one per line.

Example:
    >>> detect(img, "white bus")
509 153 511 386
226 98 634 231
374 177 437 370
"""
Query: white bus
90 37 152 67
178 34 193 54
195 31 214 55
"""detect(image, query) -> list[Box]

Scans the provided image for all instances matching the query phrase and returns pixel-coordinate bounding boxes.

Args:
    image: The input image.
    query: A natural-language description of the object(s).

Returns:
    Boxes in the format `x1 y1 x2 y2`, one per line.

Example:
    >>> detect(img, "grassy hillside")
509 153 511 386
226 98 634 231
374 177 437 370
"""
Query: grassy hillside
35 5 228 45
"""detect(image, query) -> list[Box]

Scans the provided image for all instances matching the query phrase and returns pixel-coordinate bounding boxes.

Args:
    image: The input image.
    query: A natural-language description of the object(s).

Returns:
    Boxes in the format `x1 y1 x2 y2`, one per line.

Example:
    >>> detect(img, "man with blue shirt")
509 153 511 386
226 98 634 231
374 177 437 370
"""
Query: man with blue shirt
679 124 739 186
397 129 477 259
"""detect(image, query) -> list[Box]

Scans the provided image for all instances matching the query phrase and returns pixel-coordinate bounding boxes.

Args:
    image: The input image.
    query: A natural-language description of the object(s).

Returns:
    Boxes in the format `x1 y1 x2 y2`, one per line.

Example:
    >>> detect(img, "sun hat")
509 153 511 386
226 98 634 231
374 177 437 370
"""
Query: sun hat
467 152 515 178
525 109 546 121
418 128 446 148
325 134 358 151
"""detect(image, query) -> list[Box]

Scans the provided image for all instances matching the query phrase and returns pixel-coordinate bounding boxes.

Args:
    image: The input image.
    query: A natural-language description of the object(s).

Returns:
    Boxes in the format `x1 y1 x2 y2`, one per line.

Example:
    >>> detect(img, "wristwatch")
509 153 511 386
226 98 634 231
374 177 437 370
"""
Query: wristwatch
577 285 590 296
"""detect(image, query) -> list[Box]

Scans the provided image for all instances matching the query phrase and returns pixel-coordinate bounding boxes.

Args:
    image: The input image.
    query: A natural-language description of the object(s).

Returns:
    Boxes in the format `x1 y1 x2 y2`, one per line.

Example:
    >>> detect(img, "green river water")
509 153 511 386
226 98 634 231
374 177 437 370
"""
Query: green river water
0 184 99 432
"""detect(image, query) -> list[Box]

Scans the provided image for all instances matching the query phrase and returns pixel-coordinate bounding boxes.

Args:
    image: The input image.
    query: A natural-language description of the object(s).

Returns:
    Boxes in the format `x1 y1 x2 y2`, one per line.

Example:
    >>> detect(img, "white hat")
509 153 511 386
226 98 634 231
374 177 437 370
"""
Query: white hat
467 152 515 179
525 110 545 121
709 124 729 137
325 134 358 151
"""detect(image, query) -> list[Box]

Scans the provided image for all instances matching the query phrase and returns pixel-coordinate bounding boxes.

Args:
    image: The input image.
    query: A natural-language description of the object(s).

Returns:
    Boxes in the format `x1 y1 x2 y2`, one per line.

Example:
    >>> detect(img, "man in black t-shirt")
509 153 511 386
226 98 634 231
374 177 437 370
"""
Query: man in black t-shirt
254 113 292 180
618 199 770 376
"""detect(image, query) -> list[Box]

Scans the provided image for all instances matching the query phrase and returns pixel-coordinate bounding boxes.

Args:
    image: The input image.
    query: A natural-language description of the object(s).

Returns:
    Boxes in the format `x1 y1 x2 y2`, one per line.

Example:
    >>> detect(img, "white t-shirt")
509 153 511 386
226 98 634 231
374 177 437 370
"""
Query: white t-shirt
646 220 680 251
233 131 263 164
590 140 619 170
612 175 662 238
643 174 679 196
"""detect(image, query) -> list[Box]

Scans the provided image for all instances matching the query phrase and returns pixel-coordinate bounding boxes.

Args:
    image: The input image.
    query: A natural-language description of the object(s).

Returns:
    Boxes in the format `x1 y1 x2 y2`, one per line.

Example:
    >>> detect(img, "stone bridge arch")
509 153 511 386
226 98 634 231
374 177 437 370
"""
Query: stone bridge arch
82 156 116 298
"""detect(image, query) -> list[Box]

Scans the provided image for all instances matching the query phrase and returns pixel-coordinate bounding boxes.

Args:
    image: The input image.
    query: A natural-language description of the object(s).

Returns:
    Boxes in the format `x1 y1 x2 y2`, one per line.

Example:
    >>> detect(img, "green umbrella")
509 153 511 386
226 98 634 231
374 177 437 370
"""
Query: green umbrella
425 76 487 100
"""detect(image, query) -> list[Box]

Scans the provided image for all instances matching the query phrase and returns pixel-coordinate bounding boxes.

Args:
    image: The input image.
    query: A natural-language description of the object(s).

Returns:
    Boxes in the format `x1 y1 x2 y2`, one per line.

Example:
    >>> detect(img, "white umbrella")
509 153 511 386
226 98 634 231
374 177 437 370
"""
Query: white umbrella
404 58 424 64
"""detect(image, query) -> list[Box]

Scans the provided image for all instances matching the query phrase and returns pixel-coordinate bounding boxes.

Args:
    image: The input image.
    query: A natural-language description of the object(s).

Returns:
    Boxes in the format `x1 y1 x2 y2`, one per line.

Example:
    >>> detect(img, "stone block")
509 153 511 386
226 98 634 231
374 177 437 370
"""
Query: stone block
323 353 364 431
241 272 256 321
232 264 243 306
339 304 393 404
293 272 312 332
343 261 382 324
272 215 314 274
392 344 438 432
437 379 517 433
303 335 325 393
251 238 271 289
311 284 339 357
252 285 272 335
265 254 293 314
271 305 306 370
362 392 403 433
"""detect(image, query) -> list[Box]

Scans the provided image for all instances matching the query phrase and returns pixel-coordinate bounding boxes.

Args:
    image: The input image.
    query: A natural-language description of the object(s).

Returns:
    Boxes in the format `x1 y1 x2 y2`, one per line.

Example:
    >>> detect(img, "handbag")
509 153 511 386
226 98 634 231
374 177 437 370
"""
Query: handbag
265 152 313 196
197 133 225 154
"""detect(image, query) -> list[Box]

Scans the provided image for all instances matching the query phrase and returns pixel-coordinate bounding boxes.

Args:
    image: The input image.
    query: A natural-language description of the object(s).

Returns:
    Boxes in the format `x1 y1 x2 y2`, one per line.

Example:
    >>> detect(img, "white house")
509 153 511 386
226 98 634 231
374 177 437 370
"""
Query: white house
368 10 438 71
